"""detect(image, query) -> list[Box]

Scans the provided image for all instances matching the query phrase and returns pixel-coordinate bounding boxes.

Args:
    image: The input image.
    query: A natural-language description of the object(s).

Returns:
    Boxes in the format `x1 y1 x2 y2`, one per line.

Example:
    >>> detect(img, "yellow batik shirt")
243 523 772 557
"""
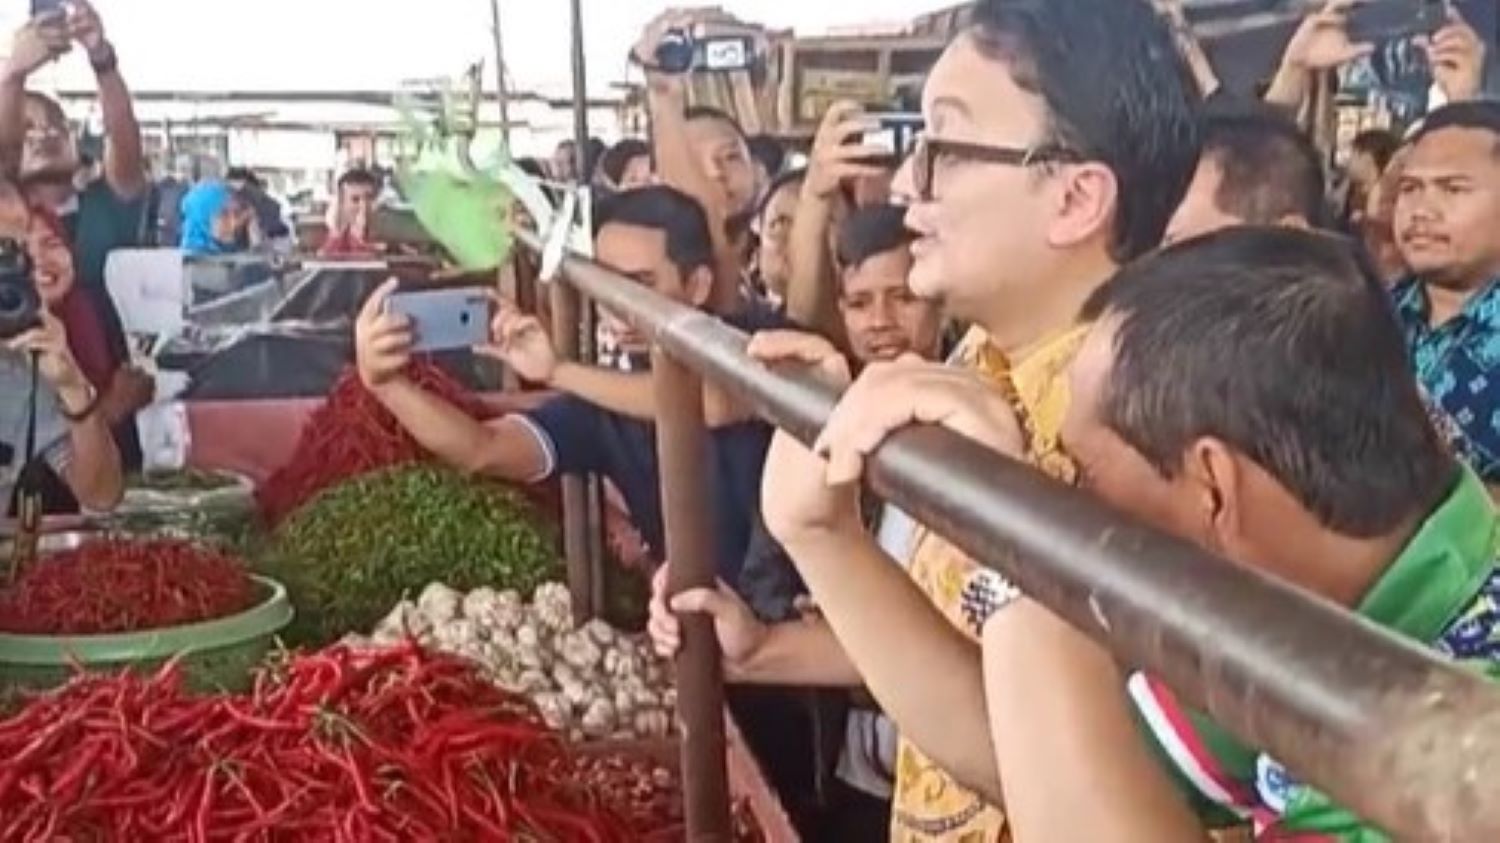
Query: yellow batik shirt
890 324 1088 843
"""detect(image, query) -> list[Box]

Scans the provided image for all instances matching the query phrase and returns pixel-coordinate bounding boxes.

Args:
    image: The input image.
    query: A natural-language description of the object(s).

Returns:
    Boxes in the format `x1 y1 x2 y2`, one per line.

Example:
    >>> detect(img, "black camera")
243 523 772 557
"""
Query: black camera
0 237 41 341
655 29 756 75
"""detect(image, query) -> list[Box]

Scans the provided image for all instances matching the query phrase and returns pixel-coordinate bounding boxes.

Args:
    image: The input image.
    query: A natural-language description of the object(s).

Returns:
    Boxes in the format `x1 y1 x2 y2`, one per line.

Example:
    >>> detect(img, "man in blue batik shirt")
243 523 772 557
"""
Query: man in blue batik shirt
1392 101 1500 498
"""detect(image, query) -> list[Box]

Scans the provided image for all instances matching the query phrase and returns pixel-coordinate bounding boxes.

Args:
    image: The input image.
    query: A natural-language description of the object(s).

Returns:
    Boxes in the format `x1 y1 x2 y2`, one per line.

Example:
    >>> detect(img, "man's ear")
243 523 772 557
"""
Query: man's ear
1181 437 1245 555
1050 162 1119 250
685 265 714 309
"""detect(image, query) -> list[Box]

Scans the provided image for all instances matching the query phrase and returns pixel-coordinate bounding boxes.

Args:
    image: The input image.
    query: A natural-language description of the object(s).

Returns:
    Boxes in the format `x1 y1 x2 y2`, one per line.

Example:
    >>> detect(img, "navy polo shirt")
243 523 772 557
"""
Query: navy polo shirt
519 302 787 587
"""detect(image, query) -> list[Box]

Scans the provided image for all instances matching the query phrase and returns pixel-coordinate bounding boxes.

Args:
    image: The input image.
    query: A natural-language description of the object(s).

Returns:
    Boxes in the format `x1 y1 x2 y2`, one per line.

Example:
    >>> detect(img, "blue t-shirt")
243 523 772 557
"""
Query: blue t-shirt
521 302 789 587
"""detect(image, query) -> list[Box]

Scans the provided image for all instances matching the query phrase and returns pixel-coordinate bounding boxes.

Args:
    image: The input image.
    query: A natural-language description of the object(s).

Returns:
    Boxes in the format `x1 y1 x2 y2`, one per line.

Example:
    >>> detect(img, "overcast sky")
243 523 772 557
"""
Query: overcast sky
2 1 946 95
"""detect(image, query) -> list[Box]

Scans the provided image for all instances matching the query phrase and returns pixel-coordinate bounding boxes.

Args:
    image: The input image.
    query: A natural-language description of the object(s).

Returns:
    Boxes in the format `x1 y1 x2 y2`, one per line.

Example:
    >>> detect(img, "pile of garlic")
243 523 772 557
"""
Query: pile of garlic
355 582 676 742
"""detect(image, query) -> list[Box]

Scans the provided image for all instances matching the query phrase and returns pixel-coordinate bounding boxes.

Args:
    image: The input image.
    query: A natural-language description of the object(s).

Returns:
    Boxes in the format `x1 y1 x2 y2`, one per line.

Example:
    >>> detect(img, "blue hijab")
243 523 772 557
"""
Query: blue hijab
180 182 236 256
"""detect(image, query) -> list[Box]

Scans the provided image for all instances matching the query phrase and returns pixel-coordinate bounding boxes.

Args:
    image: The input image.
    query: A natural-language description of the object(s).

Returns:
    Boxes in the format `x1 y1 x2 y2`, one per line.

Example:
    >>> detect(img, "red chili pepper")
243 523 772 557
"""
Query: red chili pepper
0 642 713 840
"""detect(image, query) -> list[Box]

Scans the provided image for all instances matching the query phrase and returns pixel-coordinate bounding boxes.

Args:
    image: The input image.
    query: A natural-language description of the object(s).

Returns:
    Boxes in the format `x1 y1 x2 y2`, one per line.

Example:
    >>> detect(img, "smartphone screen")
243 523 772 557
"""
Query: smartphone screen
1347 0 1448 44
30 0 67 19
384 288 491 353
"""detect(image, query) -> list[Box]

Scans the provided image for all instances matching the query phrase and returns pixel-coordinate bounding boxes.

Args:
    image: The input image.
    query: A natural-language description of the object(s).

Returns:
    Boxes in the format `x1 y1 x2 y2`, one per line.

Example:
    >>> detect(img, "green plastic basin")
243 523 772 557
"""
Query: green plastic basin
0 576 293 695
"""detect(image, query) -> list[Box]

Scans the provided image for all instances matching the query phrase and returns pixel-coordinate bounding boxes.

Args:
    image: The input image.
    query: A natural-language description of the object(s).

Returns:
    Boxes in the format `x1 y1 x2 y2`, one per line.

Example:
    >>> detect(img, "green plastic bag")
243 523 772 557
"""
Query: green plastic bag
395 93 514 271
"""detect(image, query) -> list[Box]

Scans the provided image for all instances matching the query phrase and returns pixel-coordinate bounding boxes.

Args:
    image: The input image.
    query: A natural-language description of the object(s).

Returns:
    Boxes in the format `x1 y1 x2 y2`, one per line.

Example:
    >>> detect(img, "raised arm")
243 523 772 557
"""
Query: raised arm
0 17 70 180
1263 1 1373 115
354 281 548 481
632 13 744 315
750 333 1010 802
785 102 888 344
69 1 146 199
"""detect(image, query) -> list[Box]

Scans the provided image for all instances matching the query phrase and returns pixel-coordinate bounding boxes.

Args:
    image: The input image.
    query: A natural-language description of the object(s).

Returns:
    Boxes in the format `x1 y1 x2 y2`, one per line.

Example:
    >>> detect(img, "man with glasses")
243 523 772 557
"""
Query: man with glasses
656 0 1201 839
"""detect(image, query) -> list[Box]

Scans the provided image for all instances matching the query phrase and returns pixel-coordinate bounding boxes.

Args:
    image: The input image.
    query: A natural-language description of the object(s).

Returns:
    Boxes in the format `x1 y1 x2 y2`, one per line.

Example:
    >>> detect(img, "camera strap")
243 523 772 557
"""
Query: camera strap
8 352 43 583
23 350 37 469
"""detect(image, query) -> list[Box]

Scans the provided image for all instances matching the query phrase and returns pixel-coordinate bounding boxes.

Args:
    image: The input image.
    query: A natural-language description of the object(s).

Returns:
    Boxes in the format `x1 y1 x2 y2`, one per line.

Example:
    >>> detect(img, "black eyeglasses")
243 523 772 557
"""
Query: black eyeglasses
912 137 1082 201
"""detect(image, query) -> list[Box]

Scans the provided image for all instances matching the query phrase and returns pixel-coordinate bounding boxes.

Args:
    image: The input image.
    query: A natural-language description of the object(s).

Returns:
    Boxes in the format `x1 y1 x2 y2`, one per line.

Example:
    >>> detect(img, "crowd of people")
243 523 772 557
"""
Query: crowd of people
2 0 1499 840
361 0 1500 840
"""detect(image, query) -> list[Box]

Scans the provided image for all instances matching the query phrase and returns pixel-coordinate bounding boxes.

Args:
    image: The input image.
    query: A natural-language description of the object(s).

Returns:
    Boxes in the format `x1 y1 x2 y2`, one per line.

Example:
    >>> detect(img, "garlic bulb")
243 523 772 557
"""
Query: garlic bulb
416 583 463 625
367 583 677 741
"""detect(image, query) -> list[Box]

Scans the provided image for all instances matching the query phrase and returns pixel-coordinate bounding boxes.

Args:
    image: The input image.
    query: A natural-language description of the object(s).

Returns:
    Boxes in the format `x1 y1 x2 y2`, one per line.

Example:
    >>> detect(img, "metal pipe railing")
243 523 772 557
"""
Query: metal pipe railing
516 230 1500 840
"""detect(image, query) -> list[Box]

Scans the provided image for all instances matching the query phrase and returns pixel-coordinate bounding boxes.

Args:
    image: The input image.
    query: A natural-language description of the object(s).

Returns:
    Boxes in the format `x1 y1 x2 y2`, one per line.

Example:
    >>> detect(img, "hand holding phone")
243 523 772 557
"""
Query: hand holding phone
1346 0 1448 45
9 3 70 76
30 0 68 21
808 102 890 200
383 288 492 353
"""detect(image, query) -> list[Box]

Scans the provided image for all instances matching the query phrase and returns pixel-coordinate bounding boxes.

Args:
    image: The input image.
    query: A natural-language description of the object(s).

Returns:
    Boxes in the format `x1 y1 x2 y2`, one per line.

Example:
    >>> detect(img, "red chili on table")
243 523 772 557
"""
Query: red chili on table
254 362 492 527
0 538 256 636
0 642 734 841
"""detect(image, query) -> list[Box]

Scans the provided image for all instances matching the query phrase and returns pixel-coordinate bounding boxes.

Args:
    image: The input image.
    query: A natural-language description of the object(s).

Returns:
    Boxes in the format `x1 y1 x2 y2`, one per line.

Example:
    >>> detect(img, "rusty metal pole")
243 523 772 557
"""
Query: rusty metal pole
548 282 592 625
652 348 733 842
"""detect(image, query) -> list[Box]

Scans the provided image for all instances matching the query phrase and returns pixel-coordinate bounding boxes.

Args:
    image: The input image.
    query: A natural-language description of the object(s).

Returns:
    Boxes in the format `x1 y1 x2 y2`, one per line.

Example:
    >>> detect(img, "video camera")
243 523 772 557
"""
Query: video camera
0 238 41 341
654 29 758 75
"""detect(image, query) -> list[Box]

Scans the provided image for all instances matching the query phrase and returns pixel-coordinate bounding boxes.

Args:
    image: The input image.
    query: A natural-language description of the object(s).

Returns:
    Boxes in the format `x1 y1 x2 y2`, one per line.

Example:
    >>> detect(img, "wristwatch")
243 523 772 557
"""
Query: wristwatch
59 382 100 423
89 43 119 76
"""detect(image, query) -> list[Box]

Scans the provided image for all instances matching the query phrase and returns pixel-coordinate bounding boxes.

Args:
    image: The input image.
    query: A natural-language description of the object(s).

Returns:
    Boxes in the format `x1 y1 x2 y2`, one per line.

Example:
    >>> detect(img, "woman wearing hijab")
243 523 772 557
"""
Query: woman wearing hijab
179 181 250 256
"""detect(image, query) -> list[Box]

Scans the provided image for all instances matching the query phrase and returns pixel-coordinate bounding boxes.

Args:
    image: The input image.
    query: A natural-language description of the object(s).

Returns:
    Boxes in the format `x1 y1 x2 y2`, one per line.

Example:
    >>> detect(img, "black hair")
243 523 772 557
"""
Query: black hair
969 0 1201 261
1200 104 1328 228
747 135 787 178
1081 226 1454 538
516 158 547 180
1351 129 1401 172
684 106 748 142
226 167 261 189
837 203 914 272
600 139 651 185
583 137 608 182
23 92 66 127
593 186 715 277
337 168 382 192
1410 100 1500 153
756 168 806 220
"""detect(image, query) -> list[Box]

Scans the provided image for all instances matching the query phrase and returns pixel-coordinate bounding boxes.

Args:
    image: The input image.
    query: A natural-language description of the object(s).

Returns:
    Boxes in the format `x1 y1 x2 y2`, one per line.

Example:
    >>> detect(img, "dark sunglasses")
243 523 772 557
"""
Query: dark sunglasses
912 137 1081 201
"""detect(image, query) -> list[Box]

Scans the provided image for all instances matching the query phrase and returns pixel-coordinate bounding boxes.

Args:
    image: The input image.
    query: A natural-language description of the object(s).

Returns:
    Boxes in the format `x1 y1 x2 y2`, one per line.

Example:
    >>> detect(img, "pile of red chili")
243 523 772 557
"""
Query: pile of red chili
255 362 491 526
0 539 256 636
0 642 697 841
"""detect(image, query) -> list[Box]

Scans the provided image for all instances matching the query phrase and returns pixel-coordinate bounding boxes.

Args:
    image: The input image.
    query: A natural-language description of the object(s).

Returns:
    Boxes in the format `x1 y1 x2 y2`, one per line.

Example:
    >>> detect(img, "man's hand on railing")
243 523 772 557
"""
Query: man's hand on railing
475 296 559 385
1422 9 1487 103
353 279 414 391
647 565 768 668
814 357 1026 487
748 331 864 547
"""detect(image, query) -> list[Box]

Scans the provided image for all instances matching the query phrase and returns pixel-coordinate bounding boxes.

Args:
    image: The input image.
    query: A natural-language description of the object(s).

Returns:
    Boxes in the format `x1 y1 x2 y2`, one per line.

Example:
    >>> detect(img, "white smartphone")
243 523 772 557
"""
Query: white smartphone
384 288 491 353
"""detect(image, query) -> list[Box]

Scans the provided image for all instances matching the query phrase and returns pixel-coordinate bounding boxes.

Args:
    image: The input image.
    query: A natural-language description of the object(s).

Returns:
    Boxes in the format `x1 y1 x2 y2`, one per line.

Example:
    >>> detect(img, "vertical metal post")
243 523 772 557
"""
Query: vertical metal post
569 0 591 179
652 348 732 842
550 283 592 625
488 0 511 146
568 0 608 620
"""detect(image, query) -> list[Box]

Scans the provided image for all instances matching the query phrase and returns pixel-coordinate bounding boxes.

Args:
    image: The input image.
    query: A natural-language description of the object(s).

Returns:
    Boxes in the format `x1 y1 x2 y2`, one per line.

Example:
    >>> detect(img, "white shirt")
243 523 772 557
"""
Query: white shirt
835 504 921 799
